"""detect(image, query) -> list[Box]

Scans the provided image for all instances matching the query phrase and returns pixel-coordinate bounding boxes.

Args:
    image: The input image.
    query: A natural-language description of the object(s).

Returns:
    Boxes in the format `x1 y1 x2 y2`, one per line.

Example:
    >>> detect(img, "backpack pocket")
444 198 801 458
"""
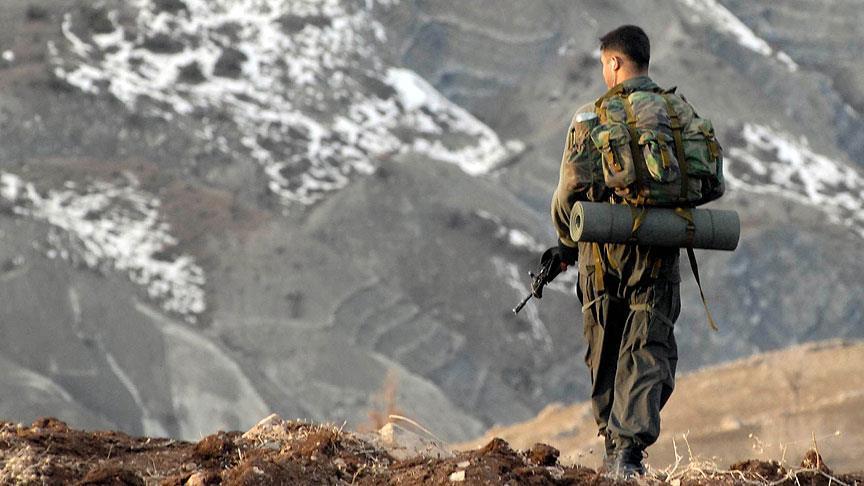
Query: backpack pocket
590 122 636 189
682 117 724 203
682 118 720 176
637 130 680 183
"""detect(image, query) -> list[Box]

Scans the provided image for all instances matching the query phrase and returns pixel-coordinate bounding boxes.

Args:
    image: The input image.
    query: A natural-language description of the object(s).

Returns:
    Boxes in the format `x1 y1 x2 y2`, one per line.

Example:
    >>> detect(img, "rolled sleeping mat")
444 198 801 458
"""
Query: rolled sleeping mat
570 202 740 251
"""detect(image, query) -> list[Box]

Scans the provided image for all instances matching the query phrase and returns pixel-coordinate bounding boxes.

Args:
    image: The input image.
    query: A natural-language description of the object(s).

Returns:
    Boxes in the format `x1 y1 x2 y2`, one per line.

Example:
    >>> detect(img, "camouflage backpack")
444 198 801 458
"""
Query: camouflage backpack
581 82 727 330
588 84 724 207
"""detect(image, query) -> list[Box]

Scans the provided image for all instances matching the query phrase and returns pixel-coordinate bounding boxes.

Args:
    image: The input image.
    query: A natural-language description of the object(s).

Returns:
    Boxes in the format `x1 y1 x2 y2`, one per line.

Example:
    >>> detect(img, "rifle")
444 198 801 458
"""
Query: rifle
512 255 558 315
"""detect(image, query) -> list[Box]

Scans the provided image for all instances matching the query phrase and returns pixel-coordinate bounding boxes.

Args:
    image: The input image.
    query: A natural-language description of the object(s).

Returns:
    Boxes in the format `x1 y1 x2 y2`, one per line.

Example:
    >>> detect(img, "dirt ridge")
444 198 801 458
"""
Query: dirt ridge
1 416 860 485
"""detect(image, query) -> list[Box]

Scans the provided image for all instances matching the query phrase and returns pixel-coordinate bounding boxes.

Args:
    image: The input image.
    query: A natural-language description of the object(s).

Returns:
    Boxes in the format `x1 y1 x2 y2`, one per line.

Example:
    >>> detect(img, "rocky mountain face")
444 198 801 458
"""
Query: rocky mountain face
0 0 862 443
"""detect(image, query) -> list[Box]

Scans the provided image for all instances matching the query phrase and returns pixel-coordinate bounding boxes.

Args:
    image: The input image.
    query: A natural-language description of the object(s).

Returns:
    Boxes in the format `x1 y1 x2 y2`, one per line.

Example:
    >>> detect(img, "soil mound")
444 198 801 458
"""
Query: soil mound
1 417 860 485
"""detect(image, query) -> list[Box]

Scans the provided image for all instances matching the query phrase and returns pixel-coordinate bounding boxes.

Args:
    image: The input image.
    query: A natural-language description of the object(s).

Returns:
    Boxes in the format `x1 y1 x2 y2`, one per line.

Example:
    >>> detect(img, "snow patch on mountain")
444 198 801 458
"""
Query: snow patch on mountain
49 0 520 206
679 0 798 72
0 172 206 321
388 69 520 176
726 124 864 238
475 210 544 253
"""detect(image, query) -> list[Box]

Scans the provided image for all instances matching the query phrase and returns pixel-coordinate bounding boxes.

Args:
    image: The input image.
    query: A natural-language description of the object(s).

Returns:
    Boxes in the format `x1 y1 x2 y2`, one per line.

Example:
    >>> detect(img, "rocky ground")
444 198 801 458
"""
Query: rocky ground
1 416 860 485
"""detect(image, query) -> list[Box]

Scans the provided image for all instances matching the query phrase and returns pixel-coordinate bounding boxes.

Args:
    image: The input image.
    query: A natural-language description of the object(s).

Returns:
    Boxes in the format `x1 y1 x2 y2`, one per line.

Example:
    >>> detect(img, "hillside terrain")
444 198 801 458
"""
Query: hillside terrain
463 340 864 473
1 414 860 485
0 0 862 446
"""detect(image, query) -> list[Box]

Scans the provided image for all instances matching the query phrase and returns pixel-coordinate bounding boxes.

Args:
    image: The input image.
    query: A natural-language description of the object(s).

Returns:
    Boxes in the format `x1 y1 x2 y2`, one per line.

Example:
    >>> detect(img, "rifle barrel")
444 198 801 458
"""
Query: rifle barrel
512 293 533 315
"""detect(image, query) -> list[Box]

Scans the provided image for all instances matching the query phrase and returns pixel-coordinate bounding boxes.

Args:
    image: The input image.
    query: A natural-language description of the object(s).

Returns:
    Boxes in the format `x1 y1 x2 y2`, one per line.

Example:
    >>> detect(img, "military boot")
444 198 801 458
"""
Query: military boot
610 446 645 480
598 431 616 473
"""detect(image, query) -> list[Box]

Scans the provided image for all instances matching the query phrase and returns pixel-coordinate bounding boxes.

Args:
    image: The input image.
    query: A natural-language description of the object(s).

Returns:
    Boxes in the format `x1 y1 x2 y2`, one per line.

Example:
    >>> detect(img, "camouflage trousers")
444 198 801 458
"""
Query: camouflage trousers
578 271 680 450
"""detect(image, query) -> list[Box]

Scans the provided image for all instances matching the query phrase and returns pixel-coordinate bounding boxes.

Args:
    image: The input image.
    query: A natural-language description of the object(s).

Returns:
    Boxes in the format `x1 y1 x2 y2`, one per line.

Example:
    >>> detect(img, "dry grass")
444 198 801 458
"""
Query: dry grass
648 432 855 486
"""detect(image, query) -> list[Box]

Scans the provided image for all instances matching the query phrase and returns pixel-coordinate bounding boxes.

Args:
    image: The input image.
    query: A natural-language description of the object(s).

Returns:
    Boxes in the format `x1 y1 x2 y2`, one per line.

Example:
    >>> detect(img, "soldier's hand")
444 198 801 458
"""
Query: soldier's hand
539 241 577 286
540 247 565 281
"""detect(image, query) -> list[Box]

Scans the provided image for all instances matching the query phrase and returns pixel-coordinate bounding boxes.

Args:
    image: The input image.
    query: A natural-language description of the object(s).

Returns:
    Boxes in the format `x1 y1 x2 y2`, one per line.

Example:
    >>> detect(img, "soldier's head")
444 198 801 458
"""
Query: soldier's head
599 25 650 88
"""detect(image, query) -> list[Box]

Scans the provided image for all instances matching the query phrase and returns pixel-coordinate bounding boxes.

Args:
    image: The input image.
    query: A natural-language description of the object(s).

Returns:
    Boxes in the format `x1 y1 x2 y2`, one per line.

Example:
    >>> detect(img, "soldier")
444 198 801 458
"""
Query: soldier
545 25 684 477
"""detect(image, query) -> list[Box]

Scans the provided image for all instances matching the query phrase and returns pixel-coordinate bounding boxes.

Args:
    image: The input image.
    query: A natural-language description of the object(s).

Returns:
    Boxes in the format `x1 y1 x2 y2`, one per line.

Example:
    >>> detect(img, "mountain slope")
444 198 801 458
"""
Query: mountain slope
461 340 864 473
0 0 862 444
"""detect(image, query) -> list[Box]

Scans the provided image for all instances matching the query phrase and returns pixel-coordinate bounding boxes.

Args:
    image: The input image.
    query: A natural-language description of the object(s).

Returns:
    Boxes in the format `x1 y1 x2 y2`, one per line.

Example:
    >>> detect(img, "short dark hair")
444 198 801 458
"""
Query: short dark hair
599 25 650 70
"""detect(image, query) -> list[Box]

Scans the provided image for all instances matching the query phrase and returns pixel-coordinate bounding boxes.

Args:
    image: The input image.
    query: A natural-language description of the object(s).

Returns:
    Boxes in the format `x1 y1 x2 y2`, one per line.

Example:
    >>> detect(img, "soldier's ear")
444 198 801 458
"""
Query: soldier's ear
610 57 620 70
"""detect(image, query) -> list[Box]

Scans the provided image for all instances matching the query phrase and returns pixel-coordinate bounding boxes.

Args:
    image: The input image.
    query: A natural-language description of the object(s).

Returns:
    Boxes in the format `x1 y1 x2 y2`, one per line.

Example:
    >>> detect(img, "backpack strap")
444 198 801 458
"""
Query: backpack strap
672 207 718 331
619 94 648 205
594 83 627 111
627 205 648 244
593 83 629 124
673 207 696 245
592 243 606 293
686 247 719 331
662 95 688 201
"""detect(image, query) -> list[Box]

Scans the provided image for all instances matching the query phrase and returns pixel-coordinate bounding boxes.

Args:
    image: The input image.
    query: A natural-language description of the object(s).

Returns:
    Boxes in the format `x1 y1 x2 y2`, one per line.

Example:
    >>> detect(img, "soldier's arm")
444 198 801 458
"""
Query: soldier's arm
550 103 602 247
